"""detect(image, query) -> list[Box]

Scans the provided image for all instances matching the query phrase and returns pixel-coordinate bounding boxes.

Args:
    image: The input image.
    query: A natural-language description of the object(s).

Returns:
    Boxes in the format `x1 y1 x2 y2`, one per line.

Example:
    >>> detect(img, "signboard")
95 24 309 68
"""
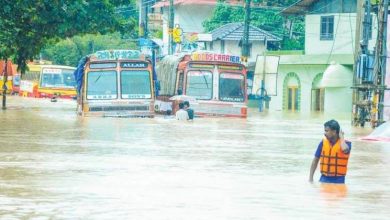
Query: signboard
122 94 152 99
42 68 62 74
191 53 241 64
120 62 148 68
90 63 117 69
20 80 34 93
252 55 280 96
220 73 244 80
189 64 214 69
92 50 142 61
218 65 243 70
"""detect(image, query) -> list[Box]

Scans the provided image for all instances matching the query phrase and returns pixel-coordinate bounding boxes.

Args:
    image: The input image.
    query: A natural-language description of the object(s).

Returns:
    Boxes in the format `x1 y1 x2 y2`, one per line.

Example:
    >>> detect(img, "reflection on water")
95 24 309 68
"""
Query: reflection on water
1 96 390 219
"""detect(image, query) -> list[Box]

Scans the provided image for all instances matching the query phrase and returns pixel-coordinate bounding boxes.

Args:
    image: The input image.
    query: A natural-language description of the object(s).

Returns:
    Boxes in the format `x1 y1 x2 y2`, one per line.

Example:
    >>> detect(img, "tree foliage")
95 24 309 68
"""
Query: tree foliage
203 0 304 50
0 0 136 74
41 33 137 67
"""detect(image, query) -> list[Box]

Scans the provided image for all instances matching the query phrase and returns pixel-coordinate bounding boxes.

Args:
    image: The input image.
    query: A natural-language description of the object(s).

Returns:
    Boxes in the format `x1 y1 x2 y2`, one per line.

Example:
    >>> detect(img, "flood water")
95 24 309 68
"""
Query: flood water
1 96 389 220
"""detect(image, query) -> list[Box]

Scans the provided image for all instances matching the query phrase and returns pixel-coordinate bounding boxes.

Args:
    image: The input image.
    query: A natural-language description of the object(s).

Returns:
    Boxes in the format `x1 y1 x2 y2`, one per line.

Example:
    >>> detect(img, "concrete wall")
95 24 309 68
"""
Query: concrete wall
324 88 353 113
162 5 214 54
305 13 377 55
207 40 266 61
268 64 353 113
269 64 328 112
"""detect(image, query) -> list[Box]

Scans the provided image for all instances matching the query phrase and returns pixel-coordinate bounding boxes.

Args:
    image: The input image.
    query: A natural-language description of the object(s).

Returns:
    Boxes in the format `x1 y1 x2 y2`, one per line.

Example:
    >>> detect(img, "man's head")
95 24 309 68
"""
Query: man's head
324 119 340 141
183 101 190 108
179 102 184 109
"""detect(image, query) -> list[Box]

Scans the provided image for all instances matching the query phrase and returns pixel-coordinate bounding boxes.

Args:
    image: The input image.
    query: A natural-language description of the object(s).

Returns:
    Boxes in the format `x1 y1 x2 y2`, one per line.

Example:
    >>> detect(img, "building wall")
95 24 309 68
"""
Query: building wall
162 5 214 54
207 40 266 61
175 5 214 34
269 64 328 112
268 63 353 113
305 13 377 55
324 88 353 113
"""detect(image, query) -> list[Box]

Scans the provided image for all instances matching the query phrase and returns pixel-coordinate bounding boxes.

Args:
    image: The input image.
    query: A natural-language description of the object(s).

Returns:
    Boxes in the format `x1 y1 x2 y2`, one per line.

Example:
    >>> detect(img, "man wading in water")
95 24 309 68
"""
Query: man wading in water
309 120 352 184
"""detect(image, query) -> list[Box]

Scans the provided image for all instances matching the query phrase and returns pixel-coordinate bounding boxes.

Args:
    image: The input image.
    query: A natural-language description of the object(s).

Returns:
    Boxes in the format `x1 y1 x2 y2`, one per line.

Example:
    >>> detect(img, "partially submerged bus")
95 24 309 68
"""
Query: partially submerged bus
19 64 76 99
74 50 156 117
156 52 248 118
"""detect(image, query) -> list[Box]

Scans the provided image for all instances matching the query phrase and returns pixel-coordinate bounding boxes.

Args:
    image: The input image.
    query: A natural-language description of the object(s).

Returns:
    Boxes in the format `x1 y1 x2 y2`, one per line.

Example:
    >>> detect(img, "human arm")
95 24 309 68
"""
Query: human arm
309 157 320 182
339 130 350 153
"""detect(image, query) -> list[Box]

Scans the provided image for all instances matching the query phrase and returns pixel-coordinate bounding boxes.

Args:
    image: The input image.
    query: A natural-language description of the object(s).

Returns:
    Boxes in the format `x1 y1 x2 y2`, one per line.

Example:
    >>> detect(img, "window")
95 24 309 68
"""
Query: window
121 70 151 99
87 71 117 100
320 16 334 40
221 40 225 53
219 73 245 102
186 70 213 100
40 70 75 88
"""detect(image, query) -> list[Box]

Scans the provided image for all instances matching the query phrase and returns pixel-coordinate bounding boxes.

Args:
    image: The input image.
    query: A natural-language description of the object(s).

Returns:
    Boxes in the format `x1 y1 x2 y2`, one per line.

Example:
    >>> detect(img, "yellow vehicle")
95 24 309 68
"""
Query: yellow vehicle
75 50 156 117
19 64 76 99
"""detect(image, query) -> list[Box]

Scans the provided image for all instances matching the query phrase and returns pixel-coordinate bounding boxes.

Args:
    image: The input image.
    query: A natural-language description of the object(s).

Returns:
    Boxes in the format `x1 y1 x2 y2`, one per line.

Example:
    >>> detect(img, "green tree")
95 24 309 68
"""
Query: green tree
0 0 136 108
42 33 137 66
0 0 136 74
203 0 304 50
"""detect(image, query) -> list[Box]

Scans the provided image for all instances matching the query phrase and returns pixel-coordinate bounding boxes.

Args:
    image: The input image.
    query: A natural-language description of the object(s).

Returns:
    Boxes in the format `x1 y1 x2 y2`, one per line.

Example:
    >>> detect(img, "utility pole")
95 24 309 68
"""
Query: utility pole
139 0 144 37
144 0 149 38
2 59 8 110
168 0 174 55
352 0 388 127
241 0 251 61
139 0 150 38
377 0 388 124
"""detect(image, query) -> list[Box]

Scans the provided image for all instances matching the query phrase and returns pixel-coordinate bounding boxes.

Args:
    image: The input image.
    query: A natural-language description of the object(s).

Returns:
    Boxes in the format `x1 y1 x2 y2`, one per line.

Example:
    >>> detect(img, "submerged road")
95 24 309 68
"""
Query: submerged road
0 96 389 219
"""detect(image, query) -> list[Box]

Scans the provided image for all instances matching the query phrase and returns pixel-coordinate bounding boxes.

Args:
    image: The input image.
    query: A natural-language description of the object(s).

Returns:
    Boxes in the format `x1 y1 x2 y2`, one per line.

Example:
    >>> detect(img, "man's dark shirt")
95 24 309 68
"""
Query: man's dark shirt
186 108 194 120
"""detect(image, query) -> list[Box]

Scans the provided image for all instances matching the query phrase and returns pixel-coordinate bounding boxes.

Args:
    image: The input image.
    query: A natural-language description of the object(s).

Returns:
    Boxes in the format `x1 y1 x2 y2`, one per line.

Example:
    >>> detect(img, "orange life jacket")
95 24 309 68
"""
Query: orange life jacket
320 138 350 176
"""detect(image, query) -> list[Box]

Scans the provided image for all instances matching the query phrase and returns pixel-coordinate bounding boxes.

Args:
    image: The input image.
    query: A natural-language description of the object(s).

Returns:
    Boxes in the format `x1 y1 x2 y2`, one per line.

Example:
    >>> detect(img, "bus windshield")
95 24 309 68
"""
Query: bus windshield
87 71 117 100
219 73 245 102
186 70 212 100
40 69 76 88
120 70 152 99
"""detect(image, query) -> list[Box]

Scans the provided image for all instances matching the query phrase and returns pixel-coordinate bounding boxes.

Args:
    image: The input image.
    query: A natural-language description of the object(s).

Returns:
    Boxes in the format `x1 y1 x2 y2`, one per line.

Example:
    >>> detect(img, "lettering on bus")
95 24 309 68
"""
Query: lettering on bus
120 62 148 68
93 50 142 61
122 94 152 99
42 68 62 74
191 53 241 64
218 65 242 70
189 64 214 69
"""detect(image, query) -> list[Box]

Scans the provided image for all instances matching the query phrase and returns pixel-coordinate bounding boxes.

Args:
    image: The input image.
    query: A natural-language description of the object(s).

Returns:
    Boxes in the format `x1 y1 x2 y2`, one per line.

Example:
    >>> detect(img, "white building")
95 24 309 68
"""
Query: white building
201 22 281 64
152 0 217 55
259 0 377 114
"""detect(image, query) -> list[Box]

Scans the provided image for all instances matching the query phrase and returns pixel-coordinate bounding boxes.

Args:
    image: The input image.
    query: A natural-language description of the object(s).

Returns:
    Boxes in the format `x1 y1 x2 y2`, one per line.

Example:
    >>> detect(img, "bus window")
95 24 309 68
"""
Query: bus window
219 73 245 102
120 70 152 99
177 71 184 95
186 70 212 100
40 69 75 88
63 71 76 87
87 71 117 100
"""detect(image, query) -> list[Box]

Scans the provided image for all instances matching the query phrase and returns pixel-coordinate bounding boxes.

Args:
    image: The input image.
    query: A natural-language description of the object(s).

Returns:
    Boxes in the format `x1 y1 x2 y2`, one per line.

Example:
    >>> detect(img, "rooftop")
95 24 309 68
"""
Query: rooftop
281 0 318 15
210 22 281 42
